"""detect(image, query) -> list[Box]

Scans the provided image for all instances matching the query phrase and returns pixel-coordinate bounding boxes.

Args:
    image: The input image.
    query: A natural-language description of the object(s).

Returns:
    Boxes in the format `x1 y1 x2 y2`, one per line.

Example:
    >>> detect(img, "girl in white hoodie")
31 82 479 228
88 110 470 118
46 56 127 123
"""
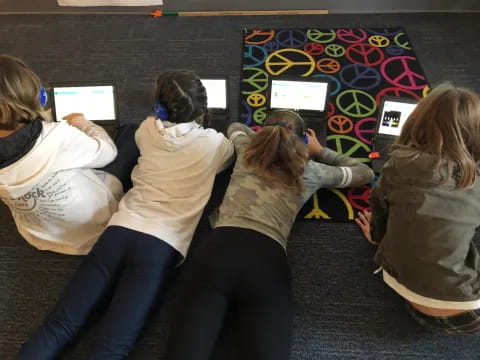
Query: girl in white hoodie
19 70 234 359
0 54 130 255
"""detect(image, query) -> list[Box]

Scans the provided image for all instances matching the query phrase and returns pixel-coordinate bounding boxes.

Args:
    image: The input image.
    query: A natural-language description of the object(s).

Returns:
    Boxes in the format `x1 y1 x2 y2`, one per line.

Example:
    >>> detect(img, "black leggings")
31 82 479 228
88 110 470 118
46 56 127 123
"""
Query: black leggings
166 227 293 360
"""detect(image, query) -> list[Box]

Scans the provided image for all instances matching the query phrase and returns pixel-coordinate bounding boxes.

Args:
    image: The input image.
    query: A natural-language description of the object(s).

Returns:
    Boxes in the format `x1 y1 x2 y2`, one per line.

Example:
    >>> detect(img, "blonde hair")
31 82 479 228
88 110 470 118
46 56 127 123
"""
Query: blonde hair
244 109 308 193
0 55 43 130
395 83 480 188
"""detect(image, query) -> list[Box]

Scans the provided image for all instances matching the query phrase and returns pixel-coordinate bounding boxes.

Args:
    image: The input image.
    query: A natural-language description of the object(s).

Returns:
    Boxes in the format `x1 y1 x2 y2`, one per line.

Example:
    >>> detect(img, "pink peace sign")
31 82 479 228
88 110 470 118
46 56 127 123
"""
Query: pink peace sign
336 29 367 44
354 117 376 145
375 87 421 105
348 186 371 211
304 42 325 55
380 56 426 90
346 43 384 67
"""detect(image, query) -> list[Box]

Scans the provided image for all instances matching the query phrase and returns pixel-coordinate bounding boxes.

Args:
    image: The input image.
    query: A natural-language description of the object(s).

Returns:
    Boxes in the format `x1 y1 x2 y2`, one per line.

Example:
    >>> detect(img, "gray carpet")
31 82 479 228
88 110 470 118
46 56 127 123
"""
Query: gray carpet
1 13 480 360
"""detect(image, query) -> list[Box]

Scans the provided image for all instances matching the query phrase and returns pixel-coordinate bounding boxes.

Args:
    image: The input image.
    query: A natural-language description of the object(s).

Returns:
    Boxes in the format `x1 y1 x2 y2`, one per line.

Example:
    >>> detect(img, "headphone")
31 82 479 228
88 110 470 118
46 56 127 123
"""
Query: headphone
155 103 169 120
39 87 48 107
267 109 308 144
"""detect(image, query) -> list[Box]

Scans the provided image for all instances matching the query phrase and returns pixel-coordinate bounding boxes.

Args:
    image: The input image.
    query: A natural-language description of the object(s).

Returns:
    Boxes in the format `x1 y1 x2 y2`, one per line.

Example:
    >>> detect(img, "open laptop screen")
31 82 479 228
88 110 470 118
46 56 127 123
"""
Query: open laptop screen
200 79 227 110
270 79 328 112
52 85 116 122
378 99 417 136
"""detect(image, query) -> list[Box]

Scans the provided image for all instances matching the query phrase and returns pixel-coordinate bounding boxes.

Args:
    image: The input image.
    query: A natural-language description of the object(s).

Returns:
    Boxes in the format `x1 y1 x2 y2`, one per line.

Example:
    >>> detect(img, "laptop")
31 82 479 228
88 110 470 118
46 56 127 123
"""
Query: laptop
268 77 330 144
371 96 418 173
50 83 118 127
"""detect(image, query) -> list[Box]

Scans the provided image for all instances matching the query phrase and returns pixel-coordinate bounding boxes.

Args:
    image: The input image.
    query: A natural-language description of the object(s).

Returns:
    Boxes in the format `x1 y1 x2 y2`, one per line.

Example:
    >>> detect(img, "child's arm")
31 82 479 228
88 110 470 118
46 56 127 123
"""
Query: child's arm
227 122 254 151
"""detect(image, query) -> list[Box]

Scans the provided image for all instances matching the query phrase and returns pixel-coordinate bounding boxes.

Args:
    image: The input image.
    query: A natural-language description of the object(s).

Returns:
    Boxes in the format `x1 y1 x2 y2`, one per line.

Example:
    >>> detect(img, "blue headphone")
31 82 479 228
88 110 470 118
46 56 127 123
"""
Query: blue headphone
39 87 48 107
155 103 169 120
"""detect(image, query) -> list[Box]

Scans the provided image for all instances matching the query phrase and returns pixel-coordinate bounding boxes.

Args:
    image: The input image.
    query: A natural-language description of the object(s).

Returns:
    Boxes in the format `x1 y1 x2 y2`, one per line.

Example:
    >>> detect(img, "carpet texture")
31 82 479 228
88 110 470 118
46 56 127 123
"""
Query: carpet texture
0 13 480 360
240 28 429 221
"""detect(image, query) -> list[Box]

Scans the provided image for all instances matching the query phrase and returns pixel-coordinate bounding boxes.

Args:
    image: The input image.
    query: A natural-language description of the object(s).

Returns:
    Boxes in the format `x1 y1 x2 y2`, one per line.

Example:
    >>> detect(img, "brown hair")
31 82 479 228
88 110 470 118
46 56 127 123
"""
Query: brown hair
0 55 43 130
244 109 309 193
395 83 480 188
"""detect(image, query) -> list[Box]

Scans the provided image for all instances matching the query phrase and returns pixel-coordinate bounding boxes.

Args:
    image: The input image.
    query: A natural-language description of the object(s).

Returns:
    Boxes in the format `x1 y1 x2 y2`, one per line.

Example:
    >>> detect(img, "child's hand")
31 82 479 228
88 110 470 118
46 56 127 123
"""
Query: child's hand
306 128 324 155
355 210 378 245
63 113 88 128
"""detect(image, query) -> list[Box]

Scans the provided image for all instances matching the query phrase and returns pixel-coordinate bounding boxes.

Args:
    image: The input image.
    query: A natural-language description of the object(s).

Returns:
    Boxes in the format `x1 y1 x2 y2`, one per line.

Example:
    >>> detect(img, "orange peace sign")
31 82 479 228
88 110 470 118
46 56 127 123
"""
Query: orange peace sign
245 30 275 45
265 49 316 76
316 58 341 74
368 35 390 47
247 94 266 107
328 115 353 134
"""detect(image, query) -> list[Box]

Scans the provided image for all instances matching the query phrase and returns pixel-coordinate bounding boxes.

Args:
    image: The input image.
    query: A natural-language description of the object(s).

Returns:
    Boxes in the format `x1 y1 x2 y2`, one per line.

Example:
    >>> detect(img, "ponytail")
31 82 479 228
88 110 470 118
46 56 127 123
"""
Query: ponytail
244 123 308 193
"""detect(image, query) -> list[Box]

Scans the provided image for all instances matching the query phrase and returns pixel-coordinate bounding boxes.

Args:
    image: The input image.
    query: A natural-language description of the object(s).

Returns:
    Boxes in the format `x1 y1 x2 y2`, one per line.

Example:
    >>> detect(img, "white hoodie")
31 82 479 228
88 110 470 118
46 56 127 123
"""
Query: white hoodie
0 120 123 255
108 116 234 258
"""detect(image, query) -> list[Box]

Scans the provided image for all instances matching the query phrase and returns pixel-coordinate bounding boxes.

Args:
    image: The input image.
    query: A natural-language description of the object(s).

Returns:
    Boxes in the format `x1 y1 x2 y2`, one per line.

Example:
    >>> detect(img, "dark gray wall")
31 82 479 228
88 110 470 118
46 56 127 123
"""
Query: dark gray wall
0 0 479 13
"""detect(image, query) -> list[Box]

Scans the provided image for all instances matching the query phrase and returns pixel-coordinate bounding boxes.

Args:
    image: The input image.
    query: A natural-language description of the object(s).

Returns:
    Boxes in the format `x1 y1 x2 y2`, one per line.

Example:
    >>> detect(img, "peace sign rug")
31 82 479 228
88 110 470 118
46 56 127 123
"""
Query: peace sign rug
239 28 429 222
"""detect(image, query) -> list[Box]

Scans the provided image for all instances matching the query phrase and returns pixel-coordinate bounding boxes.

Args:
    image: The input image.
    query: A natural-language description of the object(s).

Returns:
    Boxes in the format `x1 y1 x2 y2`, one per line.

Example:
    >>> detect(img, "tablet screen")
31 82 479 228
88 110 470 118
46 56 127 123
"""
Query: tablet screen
200 79 227 109
270 80 328 112
52 85 116 121
378 100 417 136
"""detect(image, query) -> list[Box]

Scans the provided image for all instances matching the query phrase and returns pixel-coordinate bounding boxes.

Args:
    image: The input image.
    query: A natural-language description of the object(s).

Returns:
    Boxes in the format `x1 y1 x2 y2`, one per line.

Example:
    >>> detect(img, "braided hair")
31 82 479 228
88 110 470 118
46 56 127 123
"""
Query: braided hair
155 70 209 126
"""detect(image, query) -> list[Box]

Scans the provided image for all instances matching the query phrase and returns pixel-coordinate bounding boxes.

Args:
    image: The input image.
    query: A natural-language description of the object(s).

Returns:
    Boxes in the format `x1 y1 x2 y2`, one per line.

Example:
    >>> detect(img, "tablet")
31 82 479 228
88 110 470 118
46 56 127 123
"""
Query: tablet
200 78 227 110
51 84 117 124
377 98 417 137
269 78 329 113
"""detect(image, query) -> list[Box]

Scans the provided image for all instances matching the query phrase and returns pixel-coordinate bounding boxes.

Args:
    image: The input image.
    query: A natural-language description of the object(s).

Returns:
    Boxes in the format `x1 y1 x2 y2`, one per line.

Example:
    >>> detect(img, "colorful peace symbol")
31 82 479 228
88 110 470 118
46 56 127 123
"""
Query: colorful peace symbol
247 93 266 107
328 115 353 134
336 29 367 44
275 29 308 48
304 42 325 55
241 67 269 95
327 102 335 117
394 32 411 50
422 85 430 98
386 45 404 56
325 44 346 57
304 189 354 220
316 58 341 74
327 134 372 162
339 64 381 90
265 49 316 76
306 29 336 43
264 41 280 52
312 74 341 96
346 43 384 67
240 99 254 126
375 87 421 104
336 90 377 118
366 28 403 36
380 56 426 90
243 45 268 67
354 117 376 145
368 35 390 47
253 107 267 124
348 186 371 211
245 30 275 45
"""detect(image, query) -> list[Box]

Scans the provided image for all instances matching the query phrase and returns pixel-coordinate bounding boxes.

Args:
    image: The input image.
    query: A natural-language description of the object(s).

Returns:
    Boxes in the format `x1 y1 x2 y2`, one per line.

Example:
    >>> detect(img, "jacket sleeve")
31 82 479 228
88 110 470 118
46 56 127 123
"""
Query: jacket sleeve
369 175 389 244
215 134 235 174
227 122 254 152
308 148 375 188
59 120 118 170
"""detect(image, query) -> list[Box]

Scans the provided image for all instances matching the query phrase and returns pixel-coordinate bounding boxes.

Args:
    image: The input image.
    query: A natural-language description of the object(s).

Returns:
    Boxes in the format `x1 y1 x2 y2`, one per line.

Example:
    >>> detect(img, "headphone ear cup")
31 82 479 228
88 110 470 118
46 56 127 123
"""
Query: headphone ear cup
155 103 169 120
303 134 308 144
39 88 48 107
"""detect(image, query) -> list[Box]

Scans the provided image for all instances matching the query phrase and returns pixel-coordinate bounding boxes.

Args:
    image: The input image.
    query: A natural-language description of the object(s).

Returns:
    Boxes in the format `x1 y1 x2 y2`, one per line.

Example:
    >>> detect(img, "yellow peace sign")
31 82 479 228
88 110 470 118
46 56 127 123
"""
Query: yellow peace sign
247 94 266 107
422 85 430 98
304 189 354 220
368 35 390 48
306 29 336 43
265 49 316 76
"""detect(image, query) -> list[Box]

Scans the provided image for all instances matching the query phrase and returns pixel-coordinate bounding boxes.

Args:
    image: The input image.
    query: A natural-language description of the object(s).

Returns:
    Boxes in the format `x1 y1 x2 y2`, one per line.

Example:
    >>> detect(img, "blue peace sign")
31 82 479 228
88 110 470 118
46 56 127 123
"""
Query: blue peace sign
243 45 268 67
313 74 341 96
386 45 405 56
366 28 402 36
275 29 308 49
241 99 254 126
339 64 381 90
264 41 280 52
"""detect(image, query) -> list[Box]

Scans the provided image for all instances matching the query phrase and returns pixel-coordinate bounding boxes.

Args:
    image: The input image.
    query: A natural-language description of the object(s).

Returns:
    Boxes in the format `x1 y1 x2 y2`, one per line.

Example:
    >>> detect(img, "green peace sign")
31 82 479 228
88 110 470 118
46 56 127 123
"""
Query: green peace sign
241 67 269 95
306 29 336 43
327 134 372 162
336 90 377 118
394 32 411 50
325 44 345 57
253 107 267 124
